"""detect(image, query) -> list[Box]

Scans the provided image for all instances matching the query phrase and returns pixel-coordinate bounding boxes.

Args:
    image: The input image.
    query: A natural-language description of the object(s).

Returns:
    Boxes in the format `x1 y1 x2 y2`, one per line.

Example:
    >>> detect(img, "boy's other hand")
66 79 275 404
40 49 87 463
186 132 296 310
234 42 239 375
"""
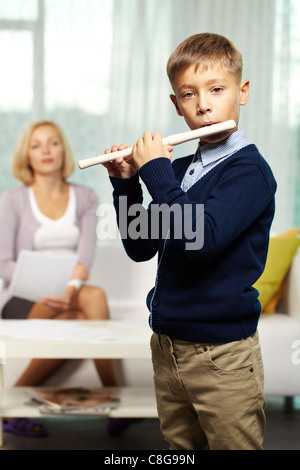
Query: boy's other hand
132 131 173 170
103 143 138 179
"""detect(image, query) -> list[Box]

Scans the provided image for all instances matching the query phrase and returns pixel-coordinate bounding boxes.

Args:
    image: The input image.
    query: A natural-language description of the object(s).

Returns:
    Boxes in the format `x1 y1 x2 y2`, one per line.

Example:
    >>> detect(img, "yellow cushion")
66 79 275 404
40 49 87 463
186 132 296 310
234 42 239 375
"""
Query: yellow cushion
253 229 300 313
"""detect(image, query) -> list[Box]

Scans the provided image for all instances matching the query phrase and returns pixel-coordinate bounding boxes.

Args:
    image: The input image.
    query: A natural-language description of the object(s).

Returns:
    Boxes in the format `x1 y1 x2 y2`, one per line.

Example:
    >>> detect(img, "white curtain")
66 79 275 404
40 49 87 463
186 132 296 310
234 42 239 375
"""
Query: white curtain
0 0 299 234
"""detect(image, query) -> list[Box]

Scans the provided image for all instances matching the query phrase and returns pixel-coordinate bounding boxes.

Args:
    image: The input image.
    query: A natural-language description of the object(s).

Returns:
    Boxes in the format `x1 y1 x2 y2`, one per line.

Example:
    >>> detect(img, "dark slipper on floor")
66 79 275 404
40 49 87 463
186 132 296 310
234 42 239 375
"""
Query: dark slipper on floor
106 418 143 436
3 418 48 437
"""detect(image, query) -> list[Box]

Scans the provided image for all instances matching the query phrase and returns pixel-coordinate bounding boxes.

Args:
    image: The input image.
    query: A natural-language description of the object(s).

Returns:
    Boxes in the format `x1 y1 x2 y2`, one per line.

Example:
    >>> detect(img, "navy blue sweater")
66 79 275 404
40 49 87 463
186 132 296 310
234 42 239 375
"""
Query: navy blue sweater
111 144 277 343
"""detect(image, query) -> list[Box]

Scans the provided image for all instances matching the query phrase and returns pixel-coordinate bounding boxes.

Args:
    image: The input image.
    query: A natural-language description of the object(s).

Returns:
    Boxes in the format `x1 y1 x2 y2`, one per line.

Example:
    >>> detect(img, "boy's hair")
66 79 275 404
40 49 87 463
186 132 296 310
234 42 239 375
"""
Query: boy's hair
12 120 75 185
167 33 243 87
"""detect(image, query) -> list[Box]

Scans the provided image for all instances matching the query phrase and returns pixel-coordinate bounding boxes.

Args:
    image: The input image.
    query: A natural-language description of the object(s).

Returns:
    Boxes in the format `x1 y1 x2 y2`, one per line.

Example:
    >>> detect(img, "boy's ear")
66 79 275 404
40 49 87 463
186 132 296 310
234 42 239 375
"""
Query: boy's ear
170 94 183 116
240 79 250 106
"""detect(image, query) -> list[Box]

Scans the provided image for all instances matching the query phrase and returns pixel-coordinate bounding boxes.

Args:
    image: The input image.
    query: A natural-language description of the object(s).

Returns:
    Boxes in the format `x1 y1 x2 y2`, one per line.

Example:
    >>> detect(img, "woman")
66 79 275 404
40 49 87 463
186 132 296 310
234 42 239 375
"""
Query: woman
0 121 120 437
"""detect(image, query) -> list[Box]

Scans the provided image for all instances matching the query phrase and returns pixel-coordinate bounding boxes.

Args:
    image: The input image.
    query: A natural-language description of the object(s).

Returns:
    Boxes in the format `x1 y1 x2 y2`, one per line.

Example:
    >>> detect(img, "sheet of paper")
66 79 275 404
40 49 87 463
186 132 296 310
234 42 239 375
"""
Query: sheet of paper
9 250 78 302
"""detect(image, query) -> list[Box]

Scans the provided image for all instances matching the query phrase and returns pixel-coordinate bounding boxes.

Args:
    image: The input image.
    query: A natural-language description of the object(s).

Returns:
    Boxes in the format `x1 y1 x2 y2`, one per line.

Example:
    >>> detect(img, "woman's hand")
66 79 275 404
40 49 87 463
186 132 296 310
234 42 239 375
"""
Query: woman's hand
102 143 138 179
41 285 77 312
132 131 173 169
71 262 89 281
41 262 87 311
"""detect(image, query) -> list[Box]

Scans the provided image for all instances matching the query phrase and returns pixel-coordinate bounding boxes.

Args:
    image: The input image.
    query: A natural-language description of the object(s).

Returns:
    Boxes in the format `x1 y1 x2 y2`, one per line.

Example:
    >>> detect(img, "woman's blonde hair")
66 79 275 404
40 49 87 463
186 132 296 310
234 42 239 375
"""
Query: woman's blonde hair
167 33 243 88
12 120 75 185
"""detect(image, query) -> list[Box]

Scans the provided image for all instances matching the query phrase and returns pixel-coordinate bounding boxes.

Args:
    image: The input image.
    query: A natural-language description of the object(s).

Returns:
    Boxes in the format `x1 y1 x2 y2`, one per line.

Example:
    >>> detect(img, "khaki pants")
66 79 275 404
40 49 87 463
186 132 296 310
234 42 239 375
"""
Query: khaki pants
150 331 266 450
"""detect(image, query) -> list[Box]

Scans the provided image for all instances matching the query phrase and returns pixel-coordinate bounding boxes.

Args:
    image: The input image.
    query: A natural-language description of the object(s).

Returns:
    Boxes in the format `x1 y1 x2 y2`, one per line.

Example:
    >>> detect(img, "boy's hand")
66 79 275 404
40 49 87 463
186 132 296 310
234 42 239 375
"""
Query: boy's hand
132 131 173 170
103 143 138 179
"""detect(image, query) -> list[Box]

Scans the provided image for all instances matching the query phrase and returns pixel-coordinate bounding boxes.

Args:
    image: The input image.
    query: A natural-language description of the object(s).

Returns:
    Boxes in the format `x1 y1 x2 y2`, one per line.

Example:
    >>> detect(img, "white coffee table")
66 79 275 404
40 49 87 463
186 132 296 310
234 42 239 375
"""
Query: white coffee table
0 319 157 446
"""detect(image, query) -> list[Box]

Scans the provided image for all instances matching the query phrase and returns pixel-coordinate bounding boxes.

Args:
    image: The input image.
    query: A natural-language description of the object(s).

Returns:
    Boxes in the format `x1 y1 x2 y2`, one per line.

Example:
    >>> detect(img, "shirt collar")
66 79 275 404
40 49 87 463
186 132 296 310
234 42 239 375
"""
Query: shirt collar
195 129 248 167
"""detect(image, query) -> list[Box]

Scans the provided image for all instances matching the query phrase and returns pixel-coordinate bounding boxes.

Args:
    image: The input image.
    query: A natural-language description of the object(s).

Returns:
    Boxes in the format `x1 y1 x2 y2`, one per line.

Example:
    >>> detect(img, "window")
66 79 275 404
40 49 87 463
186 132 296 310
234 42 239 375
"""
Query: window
0 0 113 198
0 0 299 232
0 30 33 112
45 0 113 115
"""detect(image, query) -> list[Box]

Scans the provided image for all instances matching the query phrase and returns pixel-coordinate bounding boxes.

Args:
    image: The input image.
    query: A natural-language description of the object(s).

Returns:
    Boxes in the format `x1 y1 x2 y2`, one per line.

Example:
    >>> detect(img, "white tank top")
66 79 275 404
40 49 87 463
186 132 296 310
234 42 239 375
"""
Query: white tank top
29 185 80 254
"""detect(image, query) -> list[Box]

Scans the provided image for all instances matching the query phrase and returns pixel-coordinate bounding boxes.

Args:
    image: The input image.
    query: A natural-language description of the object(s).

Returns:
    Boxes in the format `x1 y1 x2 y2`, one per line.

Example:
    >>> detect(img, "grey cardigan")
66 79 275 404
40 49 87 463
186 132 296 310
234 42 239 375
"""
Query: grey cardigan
0 183 98 315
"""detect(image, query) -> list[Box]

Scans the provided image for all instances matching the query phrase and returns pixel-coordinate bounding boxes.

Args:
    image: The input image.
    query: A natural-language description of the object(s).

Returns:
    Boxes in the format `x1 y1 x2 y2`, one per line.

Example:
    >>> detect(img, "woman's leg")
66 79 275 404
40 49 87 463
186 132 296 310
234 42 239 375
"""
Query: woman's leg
15 286 119 387
14 358 66 386
72 285 140 436
72 286 119 386
73 285 110 320
4 305 82 436
14 305 84 386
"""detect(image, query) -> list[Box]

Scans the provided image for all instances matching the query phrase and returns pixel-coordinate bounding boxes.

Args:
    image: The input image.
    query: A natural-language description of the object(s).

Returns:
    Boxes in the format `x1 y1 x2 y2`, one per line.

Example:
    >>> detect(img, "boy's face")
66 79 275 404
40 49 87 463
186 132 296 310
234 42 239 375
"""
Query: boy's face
170 64 249 145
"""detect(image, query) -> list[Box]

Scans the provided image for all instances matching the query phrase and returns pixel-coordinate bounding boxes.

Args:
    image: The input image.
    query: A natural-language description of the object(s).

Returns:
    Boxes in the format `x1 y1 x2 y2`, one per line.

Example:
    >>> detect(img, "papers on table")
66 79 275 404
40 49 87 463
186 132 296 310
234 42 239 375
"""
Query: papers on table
9 250 78 302
29 387 120 415
0 320 118 342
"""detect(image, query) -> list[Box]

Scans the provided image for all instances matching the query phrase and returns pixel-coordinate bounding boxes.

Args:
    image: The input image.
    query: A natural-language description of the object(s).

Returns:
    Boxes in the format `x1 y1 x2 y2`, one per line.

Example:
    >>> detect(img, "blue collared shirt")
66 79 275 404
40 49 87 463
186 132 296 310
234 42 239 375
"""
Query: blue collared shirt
181 130 249 192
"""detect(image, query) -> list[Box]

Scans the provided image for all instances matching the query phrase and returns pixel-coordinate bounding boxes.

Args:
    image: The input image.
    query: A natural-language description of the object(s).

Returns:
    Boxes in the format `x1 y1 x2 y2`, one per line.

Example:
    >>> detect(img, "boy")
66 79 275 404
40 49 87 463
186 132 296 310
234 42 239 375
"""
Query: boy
103 33 277 450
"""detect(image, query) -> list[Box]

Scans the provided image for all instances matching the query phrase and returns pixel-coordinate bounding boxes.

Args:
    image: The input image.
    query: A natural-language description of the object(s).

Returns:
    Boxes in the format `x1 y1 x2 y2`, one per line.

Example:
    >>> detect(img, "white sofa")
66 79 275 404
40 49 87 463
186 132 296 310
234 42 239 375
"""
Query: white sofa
258 251 300 397
4 242 300 400
3 242 157 389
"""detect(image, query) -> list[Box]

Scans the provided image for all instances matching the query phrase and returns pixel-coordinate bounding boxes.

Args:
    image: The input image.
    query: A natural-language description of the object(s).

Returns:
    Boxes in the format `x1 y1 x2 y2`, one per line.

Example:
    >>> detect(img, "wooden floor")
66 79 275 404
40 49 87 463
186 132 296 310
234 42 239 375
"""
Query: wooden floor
1 396 300 451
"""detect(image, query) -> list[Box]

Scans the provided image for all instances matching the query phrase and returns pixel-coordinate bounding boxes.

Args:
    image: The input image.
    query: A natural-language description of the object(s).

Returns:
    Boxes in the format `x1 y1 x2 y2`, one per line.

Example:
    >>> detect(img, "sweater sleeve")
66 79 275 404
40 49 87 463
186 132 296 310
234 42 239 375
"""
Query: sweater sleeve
110 174 159 262
138 156 276 262
199 160 276 260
